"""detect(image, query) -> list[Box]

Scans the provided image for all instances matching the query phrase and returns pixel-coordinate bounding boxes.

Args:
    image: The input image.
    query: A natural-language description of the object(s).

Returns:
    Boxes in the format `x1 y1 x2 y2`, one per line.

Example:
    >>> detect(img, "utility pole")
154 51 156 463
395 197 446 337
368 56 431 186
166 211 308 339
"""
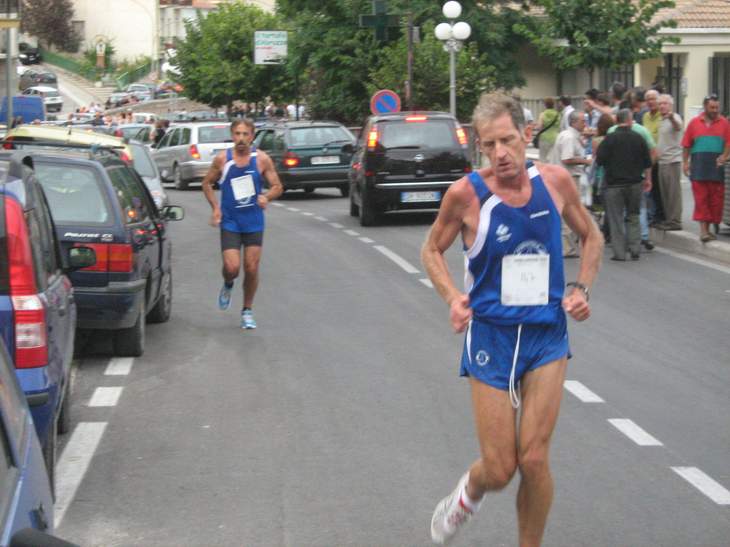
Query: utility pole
406 9 413 110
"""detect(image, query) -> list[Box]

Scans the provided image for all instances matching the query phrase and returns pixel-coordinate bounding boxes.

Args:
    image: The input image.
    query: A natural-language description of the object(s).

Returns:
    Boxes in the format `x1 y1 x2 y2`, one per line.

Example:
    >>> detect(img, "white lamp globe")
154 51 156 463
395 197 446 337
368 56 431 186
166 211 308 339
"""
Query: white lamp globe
442 1 462 20
434 22 453 41
452 21 471 41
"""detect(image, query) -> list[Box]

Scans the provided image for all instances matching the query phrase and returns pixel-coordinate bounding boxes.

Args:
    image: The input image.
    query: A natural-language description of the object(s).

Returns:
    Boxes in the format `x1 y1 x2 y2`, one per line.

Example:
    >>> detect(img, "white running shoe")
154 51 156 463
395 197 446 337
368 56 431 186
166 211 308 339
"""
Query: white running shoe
430 472 479 544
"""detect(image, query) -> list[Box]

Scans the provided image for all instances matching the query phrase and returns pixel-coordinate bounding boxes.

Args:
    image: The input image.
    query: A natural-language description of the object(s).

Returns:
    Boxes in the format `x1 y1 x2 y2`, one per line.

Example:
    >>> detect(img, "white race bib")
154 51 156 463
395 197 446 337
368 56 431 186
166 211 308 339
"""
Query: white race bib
501 254 549 306
231 174 255 202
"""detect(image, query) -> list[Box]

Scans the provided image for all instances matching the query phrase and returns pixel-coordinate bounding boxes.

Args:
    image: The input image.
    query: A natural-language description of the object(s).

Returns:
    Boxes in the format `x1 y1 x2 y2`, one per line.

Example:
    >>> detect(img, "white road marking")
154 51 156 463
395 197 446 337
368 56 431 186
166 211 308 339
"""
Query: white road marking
315 216 328 221
301 211 314 216
287 207 300 212
671 467 730 505
359 237 374 244
104 357 133 376
344 229 360 236
373 245 420 274
88 387 123 407
420 278 434 288
329 222 344 229
608 419 663 446
54 422 108 527
654 247 730 275
271 202 284 207
564 380 605 403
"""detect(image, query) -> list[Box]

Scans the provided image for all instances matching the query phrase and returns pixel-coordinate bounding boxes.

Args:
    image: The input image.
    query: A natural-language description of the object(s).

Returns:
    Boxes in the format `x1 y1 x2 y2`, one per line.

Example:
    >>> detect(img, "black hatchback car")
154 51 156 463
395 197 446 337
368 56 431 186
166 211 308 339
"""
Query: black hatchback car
347 111 471 226
11 146 184 357
254 121 355 196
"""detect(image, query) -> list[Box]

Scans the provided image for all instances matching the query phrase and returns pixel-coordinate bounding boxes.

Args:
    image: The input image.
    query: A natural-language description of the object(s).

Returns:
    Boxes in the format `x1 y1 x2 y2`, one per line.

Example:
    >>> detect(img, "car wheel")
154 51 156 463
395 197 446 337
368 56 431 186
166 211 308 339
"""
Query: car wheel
148 271 172 323
304 187 315 194
57 379 72 435
339 184 350 197
359 187 378 227
173 164 188 190
113 299 145 357
349 192 359 217
43 424 57 500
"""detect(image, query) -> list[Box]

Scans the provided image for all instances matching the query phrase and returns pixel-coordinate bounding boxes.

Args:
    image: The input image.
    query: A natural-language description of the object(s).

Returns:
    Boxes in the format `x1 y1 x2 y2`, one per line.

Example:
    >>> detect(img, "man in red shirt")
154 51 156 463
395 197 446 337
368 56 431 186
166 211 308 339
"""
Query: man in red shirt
681 95 730 241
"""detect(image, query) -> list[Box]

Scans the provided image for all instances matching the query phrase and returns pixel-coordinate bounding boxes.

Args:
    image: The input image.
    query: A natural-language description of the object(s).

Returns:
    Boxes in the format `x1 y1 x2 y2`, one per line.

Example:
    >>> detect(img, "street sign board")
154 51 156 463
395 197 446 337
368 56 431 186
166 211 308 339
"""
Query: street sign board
370 89 401 115
254 31 288 65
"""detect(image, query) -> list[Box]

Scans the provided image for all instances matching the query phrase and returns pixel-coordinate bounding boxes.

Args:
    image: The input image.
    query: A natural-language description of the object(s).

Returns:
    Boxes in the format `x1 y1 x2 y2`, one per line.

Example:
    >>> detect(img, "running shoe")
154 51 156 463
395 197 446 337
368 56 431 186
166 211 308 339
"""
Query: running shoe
218 283 232 310
241 309 257 329
431 472 479 544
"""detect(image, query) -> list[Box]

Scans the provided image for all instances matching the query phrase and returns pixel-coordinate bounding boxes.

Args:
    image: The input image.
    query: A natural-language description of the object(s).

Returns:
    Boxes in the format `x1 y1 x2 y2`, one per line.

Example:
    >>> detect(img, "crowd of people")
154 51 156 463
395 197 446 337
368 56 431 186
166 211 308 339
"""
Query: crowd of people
529 84 730 260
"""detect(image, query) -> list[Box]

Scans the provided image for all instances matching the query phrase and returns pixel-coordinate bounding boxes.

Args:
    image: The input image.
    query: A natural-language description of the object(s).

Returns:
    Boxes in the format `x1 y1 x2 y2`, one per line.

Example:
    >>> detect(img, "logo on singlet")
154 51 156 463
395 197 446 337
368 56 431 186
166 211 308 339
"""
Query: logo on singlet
496 224 511 243
475 350 490 367
513 240 548 255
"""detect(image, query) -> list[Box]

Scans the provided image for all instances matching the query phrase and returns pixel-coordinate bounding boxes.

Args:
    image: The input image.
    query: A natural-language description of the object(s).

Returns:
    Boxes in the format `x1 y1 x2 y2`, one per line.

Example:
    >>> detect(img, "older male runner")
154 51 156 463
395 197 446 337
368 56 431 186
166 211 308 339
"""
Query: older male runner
422 93 603 546
202 118 283 329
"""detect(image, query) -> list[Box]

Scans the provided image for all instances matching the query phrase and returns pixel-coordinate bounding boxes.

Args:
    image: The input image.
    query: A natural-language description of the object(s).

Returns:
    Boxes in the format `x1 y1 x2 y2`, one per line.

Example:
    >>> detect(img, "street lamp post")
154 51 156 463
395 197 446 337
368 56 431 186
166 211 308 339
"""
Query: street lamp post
434 1 470 118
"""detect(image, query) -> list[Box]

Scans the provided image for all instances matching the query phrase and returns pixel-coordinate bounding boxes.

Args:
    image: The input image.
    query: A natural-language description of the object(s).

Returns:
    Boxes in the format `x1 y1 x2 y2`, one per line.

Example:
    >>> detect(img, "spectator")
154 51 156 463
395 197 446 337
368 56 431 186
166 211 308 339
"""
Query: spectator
629 87 647 125
655 94 684 231
681 94 730 242
534 97 560 162
512 92 534 130
553 110 591 257
596 108 652 261
643 89 665 224
559 95 575 131
610 82 627 113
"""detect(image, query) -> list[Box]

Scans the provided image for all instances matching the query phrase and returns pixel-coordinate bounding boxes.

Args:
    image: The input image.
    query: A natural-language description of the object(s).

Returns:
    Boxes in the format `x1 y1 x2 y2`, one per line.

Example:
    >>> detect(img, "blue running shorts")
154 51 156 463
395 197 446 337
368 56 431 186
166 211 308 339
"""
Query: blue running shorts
460 312 571 390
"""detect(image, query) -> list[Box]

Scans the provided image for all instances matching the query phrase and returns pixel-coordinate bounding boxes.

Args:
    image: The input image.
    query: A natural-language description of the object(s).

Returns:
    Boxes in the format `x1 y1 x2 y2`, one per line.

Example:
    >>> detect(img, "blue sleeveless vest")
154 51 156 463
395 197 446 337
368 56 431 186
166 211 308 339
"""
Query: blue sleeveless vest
218 148 265 233
463 162 565 325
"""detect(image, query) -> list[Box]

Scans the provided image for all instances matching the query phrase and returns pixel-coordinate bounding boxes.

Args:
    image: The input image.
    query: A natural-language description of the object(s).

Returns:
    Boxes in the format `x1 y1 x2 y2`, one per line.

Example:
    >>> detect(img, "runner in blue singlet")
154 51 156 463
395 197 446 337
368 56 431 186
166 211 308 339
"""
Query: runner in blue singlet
202 119 283 329
422 93 604 546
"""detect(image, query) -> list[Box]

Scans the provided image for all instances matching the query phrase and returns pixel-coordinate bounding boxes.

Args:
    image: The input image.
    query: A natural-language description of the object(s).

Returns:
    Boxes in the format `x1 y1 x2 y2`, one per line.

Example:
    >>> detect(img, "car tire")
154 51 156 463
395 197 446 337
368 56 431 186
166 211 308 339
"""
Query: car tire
148 271 172 323
339 184 350 197
349 193 359 217
113 299 145 357
359 187 378 227
304 187 315 194
57 379 72 435
43 424 57 500
173 164 188 191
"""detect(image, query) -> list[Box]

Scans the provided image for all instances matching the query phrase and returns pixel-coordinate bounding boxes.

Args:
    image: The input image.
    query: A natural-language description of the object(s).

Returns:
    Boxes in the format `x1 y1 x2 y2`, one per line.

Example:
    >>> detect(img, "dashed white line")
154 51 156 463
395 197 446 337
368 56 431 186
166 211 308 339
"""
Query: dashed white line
329 222 344 229
564 380 605 403
301 211 314 216
671 467 730 505
608 419 663 446
287 207 300 212
315 216 328 221
373 245 420 274
420 278 434 288
271 202 284 207
344 229 360 236
54 422 108 527
88 387 123 407
359 237 374 244
104 357 133 376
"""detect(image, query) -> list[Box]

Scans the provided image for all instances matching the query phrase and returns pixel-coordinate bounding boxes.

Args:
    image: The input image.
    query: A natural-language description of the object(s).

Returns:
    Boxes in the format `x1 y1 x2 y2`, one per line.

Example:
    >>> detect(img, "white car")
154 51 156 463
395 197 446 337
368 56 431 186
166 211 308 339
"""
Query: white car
22 86 63 113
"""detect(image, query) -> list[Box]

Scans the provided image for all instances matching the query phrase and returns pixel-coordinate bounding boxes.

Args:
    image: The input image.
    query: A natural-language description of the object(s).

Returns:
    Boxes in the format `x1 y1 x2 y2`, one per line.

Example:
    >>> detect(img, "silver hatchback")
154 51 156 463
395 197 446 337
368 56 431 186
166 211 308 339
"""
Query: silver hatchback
151 122 233 190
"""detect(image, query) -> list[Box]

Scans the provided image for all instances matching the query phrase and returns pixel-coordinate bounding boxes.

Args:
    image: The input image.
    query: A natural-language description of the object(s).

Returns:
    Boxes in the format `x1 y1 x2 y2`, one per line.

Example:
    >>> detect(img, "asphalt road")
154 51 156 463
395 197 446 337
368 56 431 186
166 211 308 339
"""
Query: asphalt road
56 188 730 546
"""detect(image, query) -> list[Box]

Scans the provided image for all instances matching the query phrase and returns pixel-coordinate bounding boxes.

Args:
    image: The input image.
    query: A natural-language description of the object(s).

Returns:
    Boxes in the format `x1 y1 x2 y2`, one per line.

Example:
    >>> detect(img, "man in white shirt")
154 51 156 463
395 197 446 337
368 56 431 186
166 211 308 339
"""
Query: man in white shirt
559 96 575 131
655 94 684 230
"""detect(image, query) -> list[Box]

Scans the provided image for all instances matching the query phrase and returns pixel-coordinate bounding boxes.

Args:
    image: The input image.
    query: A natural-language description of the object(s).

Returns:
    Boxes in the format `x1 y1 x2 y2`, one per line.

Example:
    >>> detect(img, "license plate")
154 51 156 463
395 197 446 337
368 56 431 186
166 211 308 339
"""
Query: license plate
400 190 441 203
311 155 339 165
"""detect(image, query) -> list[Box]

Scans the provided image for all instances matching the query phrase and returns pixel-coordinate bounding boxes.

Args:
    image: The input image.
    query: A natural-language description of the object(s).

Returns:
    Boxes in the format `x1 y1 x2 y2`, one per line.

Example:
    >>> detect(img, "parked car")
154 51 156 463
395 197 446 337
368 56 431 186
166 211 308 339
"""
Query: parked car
18 71 57 92
253 121 355 196
18 43 42 65
0 338 79 547
347 111 471 226
152 122 234 190
26 147 184 357
115 123 155 145
124 83 153 102
22 86 63 113
128 141 168 209
106 91 129 108
0 152 96 494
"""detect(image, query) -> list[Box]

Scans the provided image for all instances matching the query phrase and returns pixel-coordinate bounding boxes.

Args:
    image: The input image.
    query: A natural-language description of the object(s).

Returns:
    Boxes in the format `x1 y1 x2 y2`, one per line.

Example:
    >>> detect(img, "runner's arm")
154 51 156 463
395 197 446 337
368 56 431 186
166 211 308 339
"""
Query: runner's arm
256 150 283 208
202 152 224 211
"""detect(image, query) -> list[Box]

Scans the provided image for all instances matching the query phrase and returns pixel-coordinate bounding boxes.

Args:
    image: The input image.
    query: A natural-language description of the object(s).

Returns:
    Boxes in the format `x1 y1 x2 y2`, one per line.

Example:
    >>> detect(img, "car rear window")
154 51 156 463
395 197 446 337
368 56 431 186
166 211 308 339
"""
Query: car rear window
197 125 230 144
130 144 156 178
34 164 112 225
44 90 60 98
289 126 352 147
379 119 457 149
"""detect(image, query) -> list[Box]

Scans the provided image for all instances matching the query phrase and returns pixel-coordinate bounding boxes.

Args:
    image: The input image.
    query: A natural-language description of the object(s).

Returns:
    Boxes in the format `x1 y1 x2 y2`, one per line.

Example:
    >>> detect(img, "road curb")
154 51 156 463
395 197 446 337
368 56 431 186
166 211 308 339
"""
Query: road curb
650 227 730 266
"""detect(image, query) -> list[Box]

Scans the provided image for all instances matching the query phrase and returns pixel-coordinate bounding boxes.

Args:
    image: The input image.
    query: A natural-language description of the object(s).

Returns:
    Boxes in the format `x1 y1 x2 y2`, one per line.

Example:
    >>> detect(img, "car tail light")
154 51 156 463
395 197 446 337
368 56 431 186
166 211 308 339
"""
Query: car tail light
3 136 13 150
120 151 132 165
283 152 300 168
114 129 123 138
4 197 48 368
365 170 375 177
75 243 134 273
455 125 468 147
189 144 201 160
464 165 472 173
367 129 379 150
405 115 428 122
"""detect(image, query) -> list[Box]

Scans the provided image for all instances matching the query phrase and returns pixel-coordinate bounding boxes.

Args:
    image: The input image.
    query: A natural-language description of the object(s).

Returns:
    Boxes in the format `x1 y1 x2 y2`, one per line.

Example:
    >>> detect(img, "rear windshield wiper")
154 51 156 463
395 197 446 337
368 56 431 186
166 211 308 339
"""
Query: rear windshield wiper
320 139 350 147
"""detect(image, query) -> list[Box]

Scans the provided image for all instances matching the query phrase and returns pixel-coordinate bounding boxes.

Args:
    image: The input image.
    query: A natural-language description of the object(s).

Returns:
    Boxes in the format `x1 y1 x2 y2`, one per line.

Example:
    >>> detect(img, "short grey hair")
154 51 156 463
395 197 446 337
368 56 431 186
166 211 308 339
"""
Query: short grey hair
658 93 674 106
568 110 583 126
472 92 526 133
616 108 633 124
645 89 659 100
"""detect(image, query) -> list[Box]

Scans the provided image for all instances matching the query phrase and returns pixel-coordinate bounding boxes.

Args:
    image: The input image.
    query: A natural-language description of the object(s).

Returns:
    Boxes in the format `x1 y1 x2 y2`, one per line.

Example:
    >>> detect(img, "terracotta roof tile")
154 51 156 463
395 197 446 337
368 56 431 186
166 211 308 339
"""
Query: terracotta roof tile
656 0 730 29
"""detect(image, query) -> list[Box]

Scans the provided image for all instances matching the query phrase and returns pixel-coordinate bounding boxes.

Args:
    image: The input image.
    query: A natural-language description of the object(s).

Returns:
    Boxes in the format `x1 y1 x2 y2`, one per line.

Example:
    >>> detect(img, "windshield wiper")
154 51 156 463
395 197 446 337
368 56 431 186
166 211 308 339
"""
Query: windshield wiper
320 139 350 147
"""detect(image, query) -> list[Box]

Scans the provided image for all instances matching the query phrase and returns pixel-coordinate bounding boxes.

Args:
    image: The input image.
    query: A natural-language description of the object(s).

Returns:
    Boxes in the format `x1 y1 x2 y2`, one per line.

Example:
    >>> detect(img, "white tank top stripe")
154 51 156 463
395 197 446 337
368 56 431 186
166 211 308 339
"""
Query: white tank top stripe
465 194 502 260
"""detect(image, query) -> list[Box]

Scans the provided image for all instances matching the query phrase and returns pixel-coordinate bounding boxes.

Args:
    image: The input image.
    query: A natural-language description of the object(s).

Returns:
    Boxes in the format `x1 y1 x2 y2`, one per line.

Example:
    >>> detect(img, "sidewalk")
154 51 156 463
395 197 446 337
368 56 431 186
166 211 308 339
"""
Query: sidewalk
41 62 116 106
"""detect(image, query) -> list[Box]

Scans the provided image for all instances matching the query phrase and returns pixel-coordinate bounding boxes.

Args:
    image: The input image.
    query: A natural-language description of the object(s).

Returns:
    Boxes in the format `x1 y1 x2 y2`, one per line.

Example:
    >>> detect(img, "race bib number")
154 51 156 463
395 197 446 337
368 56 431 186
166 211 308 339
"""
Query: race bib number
231 174 255 202
501 254 549 306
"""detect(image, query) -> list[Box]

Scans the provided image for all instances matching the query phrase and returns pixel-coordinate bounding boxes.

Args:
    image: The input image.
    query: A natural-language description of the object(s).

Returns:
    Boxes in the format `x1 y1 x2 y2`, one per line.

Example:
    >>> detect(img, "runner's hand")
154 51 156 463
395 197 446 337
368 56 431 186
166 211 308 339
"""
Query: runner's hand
209 208 221 227
449 293 472 333
563 290 590 321
257 194 269 209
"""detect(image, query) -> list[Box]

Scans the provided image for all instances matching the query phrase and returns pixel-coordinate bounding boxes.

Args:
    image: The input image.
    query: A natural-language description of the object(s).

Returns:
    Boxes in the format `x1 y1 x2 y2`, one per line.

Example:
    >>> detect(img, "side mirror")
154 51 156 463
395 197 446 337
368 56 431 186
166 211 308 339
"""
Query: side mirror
68 246 96 270
161 205 185 221
341 143 354 155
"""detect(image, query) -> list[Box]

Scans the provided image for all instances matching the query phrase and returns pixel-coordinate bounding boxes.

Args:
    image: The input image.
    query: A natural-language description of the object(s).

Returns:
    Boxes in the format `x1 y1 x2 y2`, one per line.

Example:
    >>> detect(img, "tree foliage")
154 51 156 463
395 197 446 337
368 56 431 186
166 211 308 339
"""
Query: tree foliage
514 0 678 73
20 0 79 51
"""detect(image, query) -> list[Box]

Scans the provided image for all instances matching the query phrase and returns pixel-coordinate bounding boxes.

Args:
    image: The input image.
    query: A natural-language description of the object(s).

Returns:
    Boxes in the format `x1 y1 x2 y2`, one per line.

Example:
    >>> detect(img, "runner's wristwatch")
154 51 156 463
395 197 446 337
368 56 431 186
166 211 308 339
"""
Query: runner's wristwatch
566 282 589 301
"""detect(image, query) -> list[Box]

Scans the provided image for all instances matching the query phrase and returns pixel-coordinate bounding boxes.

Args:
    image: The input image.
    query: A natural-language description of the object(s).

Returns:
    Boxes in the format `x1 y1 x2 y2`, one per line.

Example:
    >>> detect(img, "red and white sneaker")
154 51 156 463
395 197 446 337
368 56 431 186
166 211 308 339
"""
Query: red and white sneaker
430 472 480 544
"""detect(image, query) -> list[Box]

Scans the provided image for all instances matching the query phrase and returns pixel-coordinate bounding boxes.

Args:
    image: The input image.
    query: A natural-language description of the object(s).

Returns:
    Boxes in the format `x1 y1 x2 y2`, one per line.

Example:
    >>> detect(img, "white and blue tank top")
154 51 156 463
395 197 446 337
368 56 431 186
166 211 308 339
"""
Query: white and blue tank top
463 162 565 325
218 148 265 233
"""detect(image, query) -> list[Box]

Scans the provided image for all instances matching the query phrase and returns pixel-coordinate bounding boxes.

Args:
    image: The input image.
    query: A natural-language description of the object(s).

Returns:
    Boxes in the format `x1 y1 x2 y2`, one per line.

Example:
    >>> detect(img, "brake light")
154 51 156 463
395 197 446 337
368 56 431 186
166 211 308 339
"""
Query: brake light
189 144 201 160
405 115 428 122
367 129 379 150
4 197 47 368
120 151 132 165
75 243 134 273
114 129 123 138
455 125 468 146
464 165 472 173
3 136 13 150
283 152 300 168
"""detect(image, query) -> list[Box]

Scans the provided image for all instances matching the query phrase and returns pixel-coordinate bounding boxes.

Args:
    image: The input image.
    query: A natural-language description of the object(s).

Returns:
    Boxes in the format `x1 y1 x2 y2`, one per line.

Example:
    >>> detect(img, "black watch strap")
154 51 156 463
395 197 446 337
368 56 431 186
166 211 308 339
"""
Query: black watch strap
566 281 589 301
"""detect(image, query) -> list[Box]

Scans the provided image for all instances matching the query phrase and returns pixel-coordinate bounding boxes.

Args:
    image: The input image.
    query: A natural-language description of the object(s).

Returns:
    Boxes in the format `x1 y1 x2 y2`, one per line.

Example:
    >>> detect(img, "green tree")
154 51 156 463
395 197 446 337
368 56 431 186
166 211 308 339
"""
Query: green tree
515 0 678 80
20 0 79 52
174 3 287 110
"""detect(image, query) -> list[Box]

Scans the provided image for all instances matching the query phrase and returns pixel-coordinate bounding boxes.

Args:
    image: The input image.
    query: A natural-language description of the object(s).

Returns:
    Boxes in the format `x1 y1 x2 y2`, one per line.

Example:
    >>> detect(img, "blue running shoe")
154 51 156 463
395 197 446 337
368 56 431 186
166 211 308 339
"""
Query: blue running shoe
218 283 232 310
241 309 256 329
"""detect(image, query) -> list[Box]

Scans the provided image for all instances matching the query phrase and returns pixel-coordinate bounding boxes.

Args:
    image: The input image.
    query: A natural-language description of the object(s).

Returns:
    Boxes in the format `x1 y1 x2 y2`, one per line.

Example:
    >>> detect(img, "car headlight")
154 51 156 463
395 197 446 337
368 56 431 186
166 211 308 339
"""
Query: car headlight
19 53 27 58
